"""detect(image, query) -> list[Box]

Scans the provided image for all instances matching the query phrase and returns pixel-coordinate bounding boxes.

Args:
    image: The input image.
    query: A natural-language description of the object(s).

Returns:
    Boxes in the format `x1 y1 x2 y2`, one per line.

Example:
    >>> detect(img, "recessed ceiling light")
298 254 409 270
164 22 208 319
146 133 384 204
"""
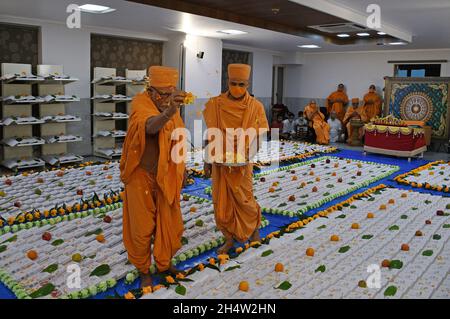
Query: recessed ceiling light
337 34 350 38
298 44 320 49
79 4 116 13
389 41 408 46
217 30 248 35
357 32 370 37
377 32 387 35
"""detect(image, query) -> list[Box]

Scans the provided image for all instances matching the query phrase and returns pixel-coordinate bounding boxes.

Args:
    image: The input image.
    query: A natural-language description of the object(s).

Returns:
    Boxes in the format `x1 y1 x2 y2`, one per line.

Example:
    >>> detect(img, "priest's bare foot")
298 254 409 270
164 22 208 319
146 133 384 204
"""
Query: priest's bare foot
249 229 261 243
140 272 153 288
168 264 183 275
217 239 234 254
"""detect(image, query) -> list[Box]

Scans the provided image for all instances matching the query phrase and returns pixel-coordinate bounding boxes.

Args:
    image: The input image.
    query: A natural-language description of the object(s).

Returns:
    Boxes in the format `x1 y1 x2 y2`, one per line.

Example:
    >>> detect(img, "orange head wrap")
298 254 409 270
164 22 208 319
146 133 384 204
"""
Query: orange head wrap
228 63 251 81
148 66 178 88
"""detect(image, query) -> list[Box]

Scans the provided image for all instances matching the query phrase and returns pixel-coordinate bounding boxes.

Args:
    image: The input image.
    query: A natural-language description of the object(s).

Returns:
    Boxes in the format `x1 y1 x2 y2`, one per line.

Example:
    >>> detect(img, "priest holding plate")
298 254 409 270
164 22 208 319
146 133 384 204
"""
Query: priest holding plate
203 63 269 254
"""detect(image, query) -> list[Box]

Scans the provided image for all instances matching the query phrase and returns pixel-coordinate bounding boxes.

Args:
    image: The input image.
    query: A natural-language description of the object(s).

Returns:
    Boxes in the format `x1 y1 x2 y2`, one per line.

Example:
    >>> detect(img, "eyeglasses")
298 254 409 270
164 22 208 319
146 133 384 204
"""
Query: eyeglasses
151 87 173 98
229 81 247 87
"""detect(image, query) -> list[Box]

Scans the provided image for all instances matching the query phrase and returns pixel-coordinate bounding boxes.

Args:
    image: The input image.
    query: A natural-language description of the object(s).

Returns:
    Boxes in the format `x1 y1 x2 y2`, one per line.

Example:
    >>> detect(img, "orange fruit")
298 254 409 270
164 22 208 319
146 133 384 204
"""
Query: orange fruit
312 186 318 192
268 187 276 193
330 235 340 242
274 263 284 272
401 244 410 251
401 193 407 198
96 234 105 243
367 213 374 219
351 223 360 229
309 171 314 176
306 248 315 257
315 177 321 182
292 176 298 181
388 199 395 204
189 207 197 213
379 205 387 210
27 250 38 260
381 259 390 268
288 195 296 202
239 281 249 292
331 172 337 176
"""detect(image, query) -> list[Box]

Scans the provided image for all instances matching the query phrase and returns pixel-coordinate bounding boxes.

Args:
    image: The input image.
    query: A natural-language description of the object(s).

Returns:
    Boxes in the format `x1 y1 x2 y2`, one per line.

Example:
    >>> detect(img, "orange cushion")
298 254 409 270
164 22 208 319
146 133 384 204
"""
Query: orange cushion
405 120 425 127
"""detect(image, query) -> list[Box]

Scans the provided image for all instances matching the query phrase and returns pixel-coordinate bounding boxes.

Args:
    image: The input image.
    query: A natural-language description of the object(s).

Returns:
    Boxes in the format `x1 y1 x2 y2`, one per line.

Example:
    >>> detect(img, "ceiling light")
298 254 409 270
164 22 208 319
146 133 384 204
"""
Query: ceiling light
337 34 350 38
357 32 370 37
389 41 408 46
217 30 248 35
377 32 387 35
298 45 320 49
79 4 116 13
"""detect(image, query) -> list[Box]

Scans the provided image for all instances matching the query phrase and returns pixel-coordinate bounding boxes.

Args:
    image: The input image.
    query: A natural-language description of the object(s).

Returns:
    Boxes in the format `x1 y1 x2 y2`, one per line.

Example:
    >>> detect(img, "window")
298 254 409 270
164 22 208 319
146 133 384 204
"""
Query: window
394 64 441 77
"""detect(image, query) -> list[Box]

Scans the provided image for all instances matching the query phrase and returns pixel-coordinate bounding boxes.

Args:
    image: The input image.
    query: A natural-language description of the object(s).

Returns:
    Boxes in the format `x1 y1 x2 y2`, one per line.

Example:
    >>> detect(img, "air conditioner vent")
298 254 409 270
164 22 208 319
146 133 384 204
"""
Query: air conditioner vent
308 23 369 33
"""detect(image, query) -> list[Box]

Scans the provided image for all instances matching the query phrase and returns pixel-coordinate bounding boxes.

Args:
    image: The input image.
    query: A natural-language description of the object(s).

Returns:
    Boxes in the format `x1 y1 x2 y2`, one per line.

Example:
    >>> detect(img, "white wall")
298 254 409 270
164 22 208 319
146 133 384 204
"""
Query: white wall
295 49 450 100
184 34 222 99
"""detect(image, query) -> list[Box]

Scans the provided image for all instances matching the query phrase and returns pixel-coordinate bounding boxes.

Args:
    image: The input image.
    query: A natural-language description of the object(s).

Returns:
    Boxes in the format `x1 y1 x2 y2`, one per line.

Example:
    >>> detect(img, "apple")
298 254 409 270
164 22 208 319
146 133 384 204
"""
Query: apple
310 164 316 168
103 216 112 223
42 232 52 241
337 178 343 183
76 189 83 196
5 179 12 186
325 159 331 164
436 210 444 216
260 177 266 182
356 171 362 176
425 220 431 225
14 201 21 208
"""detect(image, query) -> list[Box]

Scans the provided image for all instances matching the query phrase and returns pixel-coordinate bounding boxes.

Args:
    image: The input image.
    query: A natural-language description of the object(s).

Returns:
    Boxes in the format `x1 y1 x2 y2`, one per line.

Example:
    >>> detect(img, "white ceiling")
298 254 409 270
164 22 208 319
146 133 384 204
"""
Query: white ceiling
0 0 449 53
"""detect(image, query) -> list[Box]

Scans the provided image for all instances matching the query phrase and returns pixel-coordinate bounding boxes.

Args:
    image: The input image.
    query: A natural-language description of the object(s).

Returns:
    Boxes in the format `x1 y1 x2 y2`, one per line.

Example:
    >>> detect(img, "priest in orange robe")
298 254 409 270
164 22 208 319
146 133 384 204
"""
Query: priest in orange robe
203 64 269 254
120 66 187 287
326 83 349 122
363 84 383 121
343 98 368 143
303 100 330 145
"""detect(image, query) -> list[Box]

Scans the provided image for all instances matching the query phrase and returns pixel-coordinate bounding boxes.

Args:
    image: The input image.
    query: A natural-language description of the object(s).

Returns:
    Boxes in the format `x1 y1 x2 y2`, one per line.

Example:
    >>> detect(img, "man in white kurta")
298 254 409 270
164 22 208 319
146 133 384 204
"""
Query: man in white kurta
327 111 343 143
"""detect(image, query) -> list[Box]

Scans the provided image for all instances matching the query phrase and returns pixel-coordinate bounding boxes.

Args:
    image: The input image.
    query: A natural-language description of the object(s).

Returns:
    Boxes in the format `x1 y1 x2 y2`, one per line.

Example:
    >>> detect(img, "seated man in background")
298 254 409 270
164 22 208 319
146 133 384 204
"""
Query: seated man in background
281 112 296 139
294 111 309 140
343 98 368 144
270 114 284 139
304 100 330 145
363 84 383 121
326 83 349 122
327 111 343 143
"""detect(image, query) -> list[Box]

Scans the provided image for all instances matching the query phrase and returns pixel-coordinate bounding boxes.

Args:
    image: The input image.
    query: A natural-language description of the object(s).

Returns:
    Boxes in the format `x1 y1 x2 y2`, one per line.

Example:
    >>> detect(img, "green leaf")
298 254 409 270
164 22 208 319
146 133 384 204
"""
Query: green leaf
51 239 64 246
224 265 241 272
317 225 326 230
443 224 450 228
34 188 42 196
400 215 408 219
261 249 274 257
422 250 433 257
338 246 351 253
433 234 441 240
388 225 400 231
315 265 326 273
42 264 59 273
368 197 375 202
278 203 287 207
84 228 103 237
350 205 357 209
0 245 7 253
389 260 403 269
1 235 17 244
335 214 346 219
295 235 304 241
181 237 188 245
30 283 55 299
412 207 418 211
384 286 397 297
175 285 186 296
323 192 330 197
275 281 292 290
362 235 373 240
90 264 111 277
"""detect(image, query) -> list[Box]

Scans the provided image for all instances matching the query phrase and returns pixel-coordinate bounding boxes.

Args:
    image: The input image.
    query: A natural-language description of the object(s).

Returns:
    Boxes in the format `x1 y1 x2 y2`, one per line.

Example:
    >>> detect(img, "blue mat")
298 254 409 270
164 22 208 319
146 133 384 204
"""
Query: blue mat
1 148 445 299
